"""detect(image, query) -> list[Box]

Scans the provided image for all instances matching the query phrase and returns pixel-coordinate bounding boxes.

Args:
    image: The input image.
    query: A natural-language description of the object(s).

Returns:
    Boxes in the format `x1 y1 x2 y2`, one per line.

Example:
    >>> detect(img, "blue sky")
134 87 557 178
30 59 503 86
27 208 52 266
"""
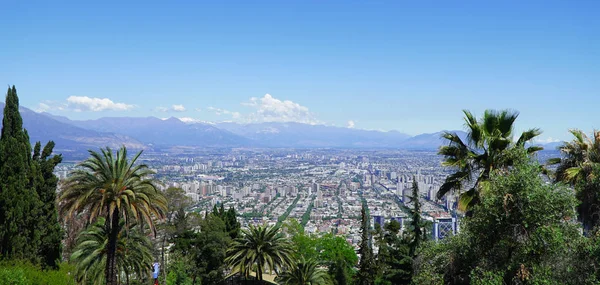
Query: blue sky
1 0 598 141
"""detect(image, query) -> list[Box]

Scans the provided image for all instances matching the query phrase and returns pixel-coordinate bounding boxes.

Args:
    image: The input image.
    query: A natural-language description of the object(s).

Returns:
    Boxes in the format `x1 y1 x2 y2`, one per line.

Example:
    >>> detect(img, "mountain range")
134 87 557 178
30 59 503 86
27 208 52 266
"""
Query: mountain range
0 104 563 156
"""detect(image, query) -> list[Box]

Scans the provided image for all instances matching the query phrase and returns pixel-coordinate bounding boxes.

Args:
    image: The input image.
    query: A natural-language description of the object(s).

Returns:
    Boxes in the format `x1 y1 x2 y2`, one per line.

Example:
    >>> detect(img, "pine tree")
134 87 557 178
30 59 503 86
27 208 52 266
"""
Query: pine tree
31 141 63 268
0 86 42 261
356 203 375 285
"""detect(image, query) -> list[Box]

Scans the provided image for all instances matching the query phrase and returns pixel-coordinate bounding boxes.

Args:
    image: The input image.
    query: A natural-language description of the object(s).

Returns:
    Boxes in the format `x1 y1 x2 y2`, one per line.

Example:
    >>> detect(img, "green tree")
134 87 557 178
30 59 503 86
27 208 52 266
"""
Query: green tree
284 219 318 260
172 213 231 284
60 147 167 285
226 224 294 281
166 257 194 285
409 178 426 256
316 234 357 285
437 109 542 213
284 219 357 284
355 204 375 285
374 221 412 285
0 86 42 263
213 203 241 240
225 207 241 239
31 141 63 268
548 129 600 231
548 129 600 184
70 218 153 285
277 258 330 285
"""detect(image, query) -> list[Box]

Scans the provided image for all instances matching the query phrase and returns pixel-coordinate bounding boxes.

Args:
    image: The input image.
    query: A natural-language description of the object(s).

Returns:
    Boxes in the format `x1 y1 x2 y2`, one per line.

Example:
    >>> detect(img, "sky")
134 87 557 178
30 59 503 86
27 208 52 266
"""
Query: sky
1 0 598 141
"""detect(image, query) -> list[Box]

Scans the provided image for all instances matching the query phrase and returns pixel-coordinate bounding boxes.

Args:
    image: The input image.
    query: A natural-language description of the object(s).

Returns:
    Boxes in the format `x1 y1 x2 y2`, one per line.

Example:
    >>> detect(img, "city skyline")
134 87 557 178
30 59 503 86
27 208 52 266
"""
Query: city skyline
2 1 598 141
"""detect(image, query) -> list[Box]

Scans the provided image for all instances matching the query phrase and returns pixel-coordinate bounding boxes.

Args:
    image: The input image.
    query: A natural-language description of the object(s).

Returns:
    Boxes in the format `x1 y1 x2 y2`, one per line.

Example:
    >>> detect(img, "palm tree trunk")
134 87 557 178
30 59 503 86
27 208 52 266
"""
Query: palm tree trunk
257 261 263 281
106 211 120 285
162 234 168 285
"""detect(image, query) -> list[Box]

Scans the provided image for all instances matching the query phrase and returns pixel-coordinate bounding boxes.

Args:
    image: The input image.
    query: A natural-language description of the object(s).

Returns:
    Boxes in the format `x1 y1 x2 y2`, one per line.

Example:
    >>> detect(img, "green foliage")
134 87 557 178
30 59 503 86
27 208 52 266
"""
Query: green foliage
226 224 294 281
469 268 504 285
191 214 230 284
301 197 315 227
166 258 194 285
316 234 358 268
416 149 590 284
374 221 413 285
549 129 600 232
284 219 318 259
70 218 153 285
212 204 241 239
60 146 167 285
31 141 63 268
284 219 357 284
409 179 427 256
0 86 63 268
550 129 600 185
355 204 375 285
0 86 42 263
573 165 600 232
277 195 302 227
277 258 331 285
0 260 76 285
438 109 542 212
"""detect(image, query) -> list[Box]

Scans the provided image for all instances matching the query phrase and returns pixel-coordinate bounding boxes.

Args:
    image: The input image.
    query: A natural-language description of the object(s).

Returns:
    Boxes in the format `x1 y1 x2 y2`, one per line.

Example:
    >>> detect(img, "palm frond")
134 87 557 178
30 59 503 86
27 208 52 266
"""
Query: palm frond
516 128 542 146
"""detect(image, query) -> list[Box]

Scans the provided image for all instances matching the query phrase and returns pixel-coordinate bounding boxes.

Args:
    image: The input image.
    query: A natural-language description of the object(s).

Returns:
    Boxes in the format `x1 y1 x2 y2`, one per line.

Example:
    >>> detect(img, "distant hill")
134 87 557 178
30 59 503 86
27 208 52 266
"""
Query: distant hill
0 103 146 154
51 116 255 148
3 110 563 152
397 130 468 150
216 122 411 148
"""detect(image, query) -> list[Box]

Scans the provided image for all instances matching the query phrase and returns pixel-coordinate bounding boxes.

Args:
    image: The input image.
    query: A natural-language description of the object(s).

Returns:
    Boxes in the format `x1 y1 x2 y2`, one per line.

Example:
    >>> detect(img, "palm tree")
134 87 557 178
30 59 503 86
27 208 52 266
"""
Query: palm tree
437 109 542 213
548 129 600 231
548 129 600 184
226 224 294 281
277 258 330 285
60 146 167 285
71 218 153 285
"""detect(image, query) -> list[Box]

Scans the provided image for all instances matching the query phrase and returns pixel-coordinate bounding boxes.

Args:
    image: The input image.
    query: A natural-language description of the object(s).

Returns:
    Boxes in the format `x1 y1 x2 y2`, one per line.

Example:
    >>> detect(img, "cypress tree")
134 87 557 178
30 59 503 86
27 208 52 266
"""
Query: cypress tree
225 207 240 239
0 86 42 261
355 203 375 285
409 178 425 256
32 141 63 268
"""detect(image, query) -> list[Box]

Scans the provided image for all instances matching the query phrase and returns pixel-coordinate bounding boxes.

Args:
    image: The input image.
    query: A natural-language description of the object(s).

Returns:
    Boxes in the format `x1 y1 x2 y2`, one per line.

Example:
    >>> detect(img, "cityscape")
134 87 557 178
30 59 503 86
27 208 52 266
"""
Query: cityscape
1 1 597 284
55 147 556 246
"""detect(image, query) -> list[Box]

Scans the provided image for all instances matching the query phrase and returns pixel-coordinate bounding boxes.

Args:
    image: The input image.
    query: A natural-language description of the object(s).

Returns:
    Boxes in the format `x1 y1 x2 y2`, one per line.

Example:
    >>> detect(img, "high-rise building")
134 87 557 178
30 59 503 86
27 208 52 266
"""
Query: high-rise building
397 181 403 196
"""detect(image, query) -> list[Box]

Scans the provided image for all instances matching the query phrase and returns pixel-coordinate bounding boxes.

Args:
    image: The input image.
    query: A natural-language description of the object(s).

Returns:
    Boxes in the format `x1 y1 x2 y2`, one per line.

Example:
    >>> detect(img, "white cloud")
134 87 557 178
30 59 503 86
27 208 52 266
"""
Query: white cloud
66 96 134 112
207 106 241 119
347 120 355 128
242 94 319 124
155 106 169 112
172 104 186 112
35 103 50 113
